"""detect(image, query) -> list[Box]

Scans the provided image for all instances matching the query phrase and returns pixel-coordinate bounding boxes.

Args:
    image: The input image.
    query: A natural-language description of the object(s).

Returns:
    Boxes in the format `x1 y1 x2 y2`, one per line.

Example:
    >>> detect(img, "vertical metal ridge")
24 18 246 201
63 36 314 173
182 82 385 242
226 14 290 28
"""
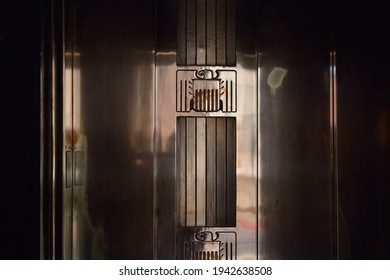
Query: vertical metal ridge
256 51 260 259
330 50 339 259
41 0 64 259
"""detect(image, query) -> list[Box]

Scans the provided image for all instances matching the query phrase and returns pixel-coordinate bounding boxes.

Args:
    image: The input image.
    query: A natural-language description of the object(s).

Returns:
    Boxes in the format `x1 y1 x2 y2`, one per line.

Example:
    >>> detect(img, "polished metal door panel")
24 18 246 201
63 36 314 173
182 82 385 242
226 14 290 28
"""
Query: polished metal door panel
63 0 156 259
258 50 337 259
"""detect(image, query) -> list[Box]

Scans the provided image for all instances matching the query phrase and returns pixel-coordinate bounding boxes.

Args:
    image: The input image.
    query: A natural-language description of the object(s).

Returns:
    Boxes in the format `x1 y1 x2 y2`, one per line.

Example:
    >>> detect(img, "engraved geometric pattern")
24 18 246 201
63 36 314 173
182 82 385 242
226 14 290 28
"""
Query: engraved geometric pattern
176 230 237 260
176 69 237 113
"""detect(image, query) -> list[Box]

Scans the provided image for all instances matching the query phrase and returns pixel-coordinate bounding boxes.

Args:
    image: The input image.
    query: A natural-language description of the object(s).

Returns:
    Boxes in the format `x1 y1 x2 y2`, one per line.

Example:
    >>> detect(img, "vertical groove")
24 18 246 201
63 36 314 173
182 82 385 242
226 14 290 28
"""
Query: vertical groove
195 0 197 64
185 0 188 65
185 80 188 111
179 80 182 111
184 118 187 227
195 118 197 226
214 0 217 65
214 119 217 221
231 80 234 111
225 242 228 260
226 80 229 112
205 119 208 225
225 118 228 225
225 0 228 64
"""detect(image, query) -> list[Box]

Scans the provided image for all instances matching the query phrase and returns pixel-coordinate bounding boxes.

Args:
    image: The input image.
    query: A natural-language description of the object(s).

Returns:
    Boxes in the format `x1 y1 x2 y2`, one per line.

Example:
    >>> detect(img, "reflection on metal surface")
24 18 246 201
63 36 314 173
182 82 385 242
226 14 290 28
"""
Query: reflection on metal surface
176 69 237 112
259 51 336 259
177 0 236 66
176 230 237 260
55 0 338 260
177 117 236 227
61 0 155 259
267 67 288 94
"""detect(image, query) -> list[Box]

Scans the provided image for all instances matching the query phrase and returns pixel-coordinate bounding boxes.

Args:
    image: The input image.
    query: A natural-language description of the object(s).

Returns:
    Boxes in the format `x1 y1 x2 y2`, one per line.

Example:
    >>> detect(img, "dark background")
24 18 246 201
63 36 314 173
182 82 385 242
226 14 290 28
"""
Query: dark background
1 0 389 259
0 1 42 259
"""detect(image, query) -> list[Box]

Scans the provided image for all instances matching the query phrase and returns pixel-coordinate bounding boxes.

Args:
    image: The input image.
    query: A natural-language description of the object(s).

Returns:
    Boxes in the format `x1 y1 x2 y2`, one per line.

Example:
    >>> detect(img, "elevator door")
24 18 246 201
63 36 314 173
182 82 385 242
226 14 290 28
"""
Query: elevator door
61 0 336 259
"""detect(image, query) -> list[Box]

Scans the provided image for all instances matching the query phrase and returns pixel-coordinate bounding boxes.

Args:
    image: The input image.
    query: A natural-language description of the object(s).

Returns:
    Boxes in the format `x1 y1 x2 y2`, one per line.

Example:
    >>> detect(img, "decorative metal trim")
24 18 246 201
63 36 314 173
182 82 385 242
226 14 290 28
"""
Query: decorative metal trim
176 69 237 113
176 230 237 260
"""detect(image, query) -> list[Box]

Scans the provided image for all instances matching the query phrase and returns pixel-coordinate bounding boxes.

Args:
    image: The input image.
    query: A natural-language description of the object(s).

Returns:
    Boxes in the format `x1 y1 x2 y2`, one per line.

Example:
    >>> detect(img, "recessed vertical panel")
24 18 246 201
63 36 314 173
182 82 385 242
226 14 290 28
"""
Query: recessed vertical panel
216 0 227 65
186 118 196 227
186 0 196 65
226 0 236 65
196 0 206 65
196 118 206 226
216 118 227 225
206 0 216 65
226 118 236 226
206 118 217 226
177 0 187 65
177 118 186 226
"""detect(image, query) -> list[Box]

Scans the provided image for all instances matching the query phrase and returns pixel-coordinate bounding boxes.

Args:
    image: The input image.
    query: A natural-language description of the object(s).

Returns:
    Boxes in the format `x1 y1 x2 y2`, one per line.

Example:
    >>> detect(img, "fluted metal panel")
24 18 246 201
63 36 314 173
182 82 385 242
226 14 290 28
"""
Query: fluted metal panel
177 117 236 227
177 0 236 66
